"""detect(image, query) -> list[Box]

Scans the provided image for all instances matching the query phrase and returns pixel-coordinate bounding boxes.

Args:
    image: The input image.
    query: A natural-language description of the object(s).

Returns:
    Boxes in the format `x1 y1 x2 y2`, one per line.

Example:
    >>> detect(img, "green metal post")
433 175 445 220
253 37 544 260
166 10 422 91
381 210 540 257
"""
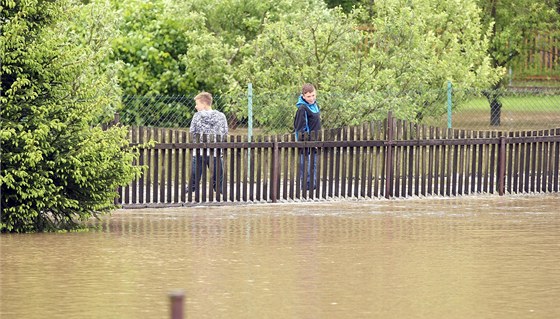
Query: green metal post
247 83 253 176
447 81 452 129
248 83 253 140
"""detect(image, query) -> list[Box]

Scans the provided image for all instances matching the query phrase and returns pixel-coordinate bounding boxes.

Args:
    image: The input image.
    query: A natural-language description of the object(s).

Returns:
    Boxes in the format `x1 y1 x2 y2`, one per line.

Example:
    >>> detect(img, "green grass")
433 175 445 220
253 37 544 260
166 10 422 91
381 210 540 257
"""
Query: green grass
423 92 560 131
459 95 560 111
509 80 560 88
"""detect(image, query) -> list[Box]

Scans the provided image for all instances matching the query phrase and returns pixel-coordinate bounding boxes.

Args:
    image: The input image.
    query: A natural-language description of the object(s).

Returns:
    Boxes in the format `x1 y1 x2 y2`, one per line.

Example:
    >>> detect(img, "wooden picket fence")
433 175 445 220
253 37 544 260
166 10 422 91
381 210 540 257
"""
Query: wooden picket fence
118 112 560 207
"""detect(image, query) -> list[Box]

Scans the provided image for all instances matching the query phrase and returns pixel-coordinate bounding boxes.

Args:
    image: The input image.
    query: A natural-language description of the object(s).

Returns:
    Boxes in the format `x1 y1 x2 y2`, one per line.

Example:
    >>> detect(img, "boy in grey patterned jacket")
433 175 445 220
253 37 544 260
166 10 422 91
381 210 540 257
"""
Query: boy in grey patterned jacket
188 92 228 193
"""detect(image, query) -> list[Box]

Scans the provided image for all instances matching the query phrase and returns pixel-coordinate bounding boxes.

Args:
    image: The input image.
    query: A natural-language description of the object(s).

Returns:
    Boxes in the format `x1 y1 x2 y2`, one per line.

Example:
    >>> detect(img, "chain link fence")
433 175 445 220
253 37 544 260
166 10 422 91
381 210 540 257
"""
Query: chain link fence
118 86 560 135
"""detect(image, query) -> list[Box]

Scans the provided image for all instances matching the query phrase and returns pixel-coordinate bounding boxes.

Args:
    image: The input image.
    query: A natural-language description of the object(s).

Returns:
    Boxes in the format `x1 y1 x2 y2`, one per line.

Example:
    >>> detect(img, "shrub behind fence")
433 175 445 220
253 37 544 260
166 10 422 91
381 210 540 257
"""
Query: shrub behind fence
118 87 560 135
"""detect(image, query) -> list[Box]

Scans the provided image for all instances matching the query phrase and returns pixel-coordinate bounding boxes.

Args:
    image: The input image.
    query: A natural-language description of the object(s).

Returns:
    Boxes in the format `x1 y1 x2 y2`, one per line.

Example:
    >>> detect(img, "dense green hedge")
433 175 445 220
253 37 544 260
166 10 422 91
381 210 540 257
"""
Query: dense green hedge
1 0 141 232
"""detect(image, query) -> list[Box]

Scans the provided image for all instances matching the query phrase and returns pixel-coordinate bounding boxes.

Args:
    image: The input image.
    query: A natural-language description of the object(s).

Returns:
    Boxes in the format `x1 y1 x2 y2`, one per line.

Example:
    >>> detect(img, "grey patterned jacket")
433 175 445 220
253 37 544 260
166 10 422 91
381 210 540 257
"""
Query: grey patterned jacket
189 110 228 156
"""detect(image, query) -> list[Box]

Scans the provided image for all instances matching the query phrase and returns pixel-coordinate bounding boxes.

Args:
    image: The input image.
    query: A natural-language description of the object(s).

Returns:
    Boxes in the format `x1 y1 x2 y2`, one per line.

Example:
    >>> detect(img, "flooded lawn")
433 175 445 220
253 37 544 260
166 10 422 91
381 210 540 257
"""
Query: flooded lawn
2 194 560 318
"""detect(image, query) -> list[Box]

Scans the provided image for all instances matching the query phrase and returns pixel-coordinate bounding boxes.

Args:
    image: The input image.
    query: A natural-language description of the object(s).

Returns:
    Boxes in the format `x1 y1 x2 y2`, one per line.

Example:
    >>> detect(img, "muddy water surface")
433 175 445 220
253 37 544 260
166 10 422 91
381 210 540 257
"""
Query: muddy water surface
1 194 560 318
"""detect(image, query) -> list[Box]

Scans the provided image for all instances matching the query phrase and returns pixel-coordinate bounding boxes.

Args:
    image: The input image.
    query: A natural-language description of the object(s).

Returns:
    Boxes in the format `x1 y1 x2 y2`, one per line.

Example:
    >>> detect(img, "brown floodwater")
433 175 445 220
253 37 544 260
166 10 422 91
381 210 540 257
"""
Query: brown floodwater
1 194 560 319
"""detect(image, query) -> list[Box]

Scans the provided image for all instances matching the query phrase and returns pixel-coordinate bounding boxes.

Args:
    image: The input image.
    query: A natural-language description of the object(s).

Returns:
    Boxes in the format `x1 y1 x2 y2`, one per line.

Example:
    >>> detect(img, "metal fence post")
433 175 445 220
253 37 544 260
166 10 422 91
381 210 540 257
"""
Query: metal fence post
447 81 452 129
247 83 253 179
248 83 253 140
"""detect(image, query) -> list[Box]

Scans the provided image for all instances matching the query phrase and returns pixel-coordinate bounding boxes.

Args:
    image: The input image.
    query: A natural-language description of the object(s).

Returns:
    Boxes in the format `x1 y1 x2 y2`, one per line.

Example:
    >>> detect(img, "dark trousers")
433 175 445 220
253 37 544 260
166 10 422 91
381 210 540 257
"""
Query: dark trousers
299 148 318 190
189 155 223 192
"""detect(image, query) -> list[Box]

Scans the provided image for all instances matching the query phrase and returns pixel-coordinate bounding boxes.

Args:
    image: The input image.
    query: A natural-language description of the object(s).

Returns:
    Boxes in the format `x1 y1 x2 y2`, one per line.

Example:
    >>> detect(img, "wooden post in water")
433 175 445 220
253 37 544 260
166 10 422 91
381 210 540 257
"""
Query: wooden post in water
271 137 279 203
498 136 506 196
169 290 185 319
384 111 394 199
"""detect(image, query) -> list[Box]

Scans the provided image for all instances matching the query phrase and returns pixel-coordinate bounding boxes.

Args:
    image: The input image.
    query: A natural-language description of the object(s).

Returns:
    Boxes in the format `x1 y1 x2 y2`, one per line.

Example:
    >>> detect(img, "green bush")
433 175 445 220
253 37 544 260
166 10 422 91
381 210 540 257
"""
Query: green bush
1 0 141 232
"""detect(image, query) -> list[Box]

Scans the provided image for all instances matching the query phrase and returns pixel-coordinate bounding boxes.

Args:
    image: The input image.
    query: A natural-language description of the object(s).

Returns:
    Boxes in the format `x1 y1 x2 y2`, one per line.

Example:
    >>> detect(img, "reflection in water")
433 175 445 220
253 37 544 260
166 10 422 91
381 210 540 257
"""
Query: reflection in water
1 194 560 318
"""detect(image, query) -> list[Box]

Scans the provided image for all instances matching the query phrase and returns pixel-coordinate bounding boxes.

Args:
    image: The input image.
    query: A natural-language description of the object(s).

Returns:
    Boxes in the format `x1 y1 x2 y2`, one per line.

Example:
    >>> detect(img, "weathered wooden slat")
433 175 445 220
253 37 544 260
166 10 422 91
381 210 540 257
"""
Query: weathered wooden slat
173 130 179 203
448 129 456 196
228 135 235 201
406 123 414 197
512 131 520 194
145 128 152 204
536 130 544 193
153 129 160 203
520 131 528 193
248 137 254 202
287 135 295 200
334 128 342 198
416 125 429 196
554 128 560 192
321 130 329 199
433 127 441 196
440 128 448 196
313 131 322 199
529 131 537 193
282 134 289 200
327 129 335 198
235 135 242 202
412 123 419 197
187 133 193 202
498 135 506 196
241 135 248 202
271 135 279 203
339 128 347 198
181 131 187 203
506 131 514 194
384 115 394 199
165 130 174 203
257 135 263 202
359 124 367 198
393 121 401 198
543 129 551 192
138 127 145 204
366 123 374 198
489 131 497 194
427 127 434 195
347 127 355 198
265 135 272 202
375 123 383 198
476 131 484 193
463 130 471 195
457 130 465 196
161 129 169 202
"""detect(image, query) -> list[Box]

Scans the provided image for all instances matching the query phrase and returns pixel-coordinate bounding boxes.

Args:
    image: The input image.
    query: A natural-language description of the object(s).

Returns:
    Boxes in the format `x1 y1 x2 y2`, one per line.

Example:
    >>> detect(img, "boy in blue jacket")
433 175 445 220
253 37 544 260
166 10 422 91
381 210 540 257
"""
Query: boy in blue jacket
293 83 321 190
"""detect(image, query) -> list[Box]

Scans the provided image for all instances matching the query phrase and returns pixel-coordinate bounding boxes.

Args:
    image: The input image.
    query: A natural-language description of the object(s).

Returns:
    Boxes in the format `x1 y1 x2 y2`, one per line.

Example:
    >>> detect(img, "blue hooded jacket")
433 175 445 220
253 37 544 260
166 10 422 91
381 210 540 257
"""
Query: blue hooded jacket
294 95 321 140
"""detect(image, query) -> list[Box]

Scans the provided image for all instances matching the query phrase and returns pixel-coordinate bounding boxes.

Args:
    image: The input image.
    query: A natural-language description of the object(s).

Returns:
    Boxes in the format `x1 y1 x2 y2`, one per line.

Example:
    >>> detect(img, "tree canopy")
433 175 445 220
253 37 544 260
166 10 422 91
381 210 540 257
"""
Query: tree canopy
237 0 501 129
1 0 141 232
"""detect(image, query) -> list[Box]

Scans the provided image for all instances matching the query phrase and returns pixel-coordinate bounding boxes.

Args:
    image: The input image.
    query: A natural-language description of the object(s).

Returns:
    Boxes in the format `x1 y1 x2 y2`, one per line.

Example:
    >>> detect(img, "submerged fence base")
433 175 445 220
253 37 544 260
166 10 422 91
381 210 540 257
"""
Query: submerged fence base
117 112 560 207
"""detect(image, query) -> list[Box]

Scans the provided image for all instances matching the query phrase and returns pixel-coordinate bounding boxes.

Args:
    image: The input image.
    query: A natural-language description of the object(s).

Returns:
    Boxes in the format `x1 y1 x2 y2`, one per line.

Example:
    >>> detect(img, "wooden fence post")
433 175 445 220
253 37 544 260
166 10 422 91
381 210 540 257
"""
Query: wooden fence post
498 136 506 196
169 290 185 319
385 111 394 199
271 137 279 203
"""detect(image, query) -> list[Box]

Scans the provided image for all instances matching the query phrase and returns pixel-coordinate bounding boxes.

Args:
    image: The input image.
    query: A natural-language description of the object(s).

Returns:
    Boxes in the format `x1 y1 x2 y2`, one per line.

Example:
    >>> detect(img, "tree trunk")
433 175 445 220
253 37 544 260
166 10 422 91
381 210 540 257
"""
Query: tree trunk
483 90 502 126
490 98 502 126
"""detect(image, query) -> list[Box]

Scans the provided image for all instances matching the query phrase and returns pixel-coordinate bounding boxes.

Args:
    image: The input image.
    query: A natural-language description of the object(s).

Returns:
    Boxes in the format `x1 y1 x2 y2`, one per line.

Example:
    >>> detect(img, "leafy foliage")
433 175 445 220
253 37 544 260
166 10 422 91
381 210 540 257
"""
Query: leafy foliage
1 0 141 232
238 0 501 130
476 0 559 78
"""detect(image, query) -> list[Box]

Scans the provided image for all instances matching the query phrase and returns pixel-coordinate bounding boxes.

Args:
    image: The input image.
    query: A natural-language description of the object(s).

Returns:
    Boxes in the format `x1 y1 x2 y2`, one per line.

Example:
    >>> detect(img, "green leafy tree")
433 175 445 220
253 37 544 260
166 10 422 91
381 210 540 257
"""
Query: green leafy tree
238 0 501 131
324 0 360 12
109 0 233 127
1 0 141 233
476 0 560 125
109 0 314 127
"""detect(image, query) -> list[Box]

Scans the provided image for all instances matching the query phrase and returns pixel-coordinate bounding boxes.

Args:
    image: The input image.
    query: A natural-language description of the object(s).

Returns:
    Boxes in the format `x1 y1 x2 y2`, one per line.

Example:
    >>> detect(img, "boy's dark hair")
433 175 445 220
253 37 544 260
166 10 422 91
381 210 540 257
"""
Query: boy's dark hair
302 83 315 95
